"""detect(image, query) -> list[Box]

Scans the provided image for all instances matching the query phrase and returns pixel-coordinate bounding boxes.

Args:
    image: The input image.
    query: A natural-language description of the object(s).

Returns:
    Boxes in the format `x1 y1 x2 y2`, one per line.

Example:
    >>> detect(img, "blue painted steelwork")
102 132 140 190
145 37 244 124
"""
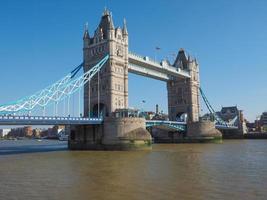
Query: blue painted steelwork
0 115 103 126
146 120 186 131
199 87 239 129
0 55 109 115
215 124 239 130
146 120 238 132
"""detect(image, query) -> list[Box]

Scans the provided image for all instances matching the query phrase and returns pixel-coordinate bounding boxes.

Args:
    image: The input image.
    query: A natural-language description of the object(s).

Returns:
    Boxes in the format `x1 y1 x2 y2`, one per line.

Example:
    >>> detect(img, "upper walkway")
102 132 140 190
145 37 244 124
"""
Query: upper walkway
128 52 190 81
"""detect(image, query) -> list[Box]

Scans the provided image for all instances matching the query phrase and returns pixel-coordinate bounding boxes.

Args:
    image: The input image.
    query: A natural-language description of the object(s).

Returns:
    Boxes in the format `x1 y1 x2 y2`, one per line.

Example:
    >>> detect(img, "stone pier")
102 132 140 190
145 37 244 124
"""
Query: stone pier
68 117 152 150
149 120 222 143
186 120 222 142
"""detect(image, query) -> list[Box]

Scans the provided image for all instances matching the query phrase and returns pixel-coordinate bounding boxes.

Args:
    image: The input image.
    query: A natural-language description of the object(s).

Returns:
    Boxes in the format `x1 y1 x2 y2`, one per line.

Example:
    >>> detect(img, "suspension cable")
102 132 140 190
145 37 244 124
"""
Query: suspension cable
79 87 81 117
97 70 100 119
68 95 70 117
0 54 109 116
88 79 90 118
199 87 227 125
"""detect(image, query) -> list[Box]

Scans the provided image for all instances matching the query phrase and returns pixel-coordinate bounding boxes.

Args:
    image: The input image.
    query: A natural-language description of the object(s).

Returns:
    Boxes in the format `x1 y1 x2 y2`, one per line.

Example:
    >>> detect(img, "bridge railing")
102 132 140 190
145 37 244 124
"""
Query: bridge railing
146 120 187 131
129 51 169 67
0 115 103 122
146 120 187 125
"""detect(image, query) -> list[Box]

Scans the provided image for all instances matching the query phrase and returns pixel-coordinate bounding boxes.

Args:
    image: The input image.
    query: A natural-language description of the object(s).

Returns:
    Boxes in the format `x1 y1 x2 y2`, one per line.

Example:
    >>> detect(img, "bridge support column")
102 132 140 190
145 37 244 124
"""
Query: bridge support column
186 120 222 142
68 117 152 150
167 49 222 142
167 49 200 122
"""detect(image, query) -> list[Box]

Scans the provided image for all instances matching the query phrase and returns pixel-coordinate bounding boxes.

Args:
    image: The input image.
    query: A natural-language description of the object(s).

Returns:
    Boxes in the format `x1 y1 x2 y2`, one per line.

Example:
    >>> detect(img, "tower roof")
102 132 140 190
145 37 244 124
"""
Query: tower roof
173 48 188 69
95 8 114 39
99 8 114 30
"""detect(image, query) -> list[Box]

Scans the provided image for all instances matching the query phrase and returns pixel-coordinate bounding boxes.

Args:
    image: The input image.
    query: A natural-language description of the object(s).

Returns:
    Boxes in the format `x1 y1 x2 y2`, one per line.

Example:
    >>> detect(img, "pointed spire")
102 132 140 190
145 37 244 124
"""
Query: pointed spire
103 7 109 16
108 11 114 30
188 55 191 62
85 22 88 30
122 18 128 35
83 22 89 39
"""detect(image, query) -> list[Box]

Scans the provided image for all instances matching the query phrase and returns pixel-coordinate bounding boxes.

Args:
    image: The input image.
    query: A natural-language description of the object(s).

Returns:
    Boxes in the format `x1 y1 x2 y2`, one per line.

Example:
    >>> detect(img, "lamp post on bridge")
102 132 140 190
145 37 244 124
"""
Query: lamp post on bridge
139 100 146 117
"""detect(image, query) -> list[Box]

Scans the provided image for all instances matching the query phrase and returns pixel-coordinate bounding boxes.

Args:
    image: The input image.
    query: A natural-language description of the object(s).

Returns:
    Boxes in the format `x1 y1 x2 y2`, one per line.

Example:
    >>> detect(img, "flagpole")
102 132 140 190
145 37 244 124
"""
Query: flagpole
155 47 161 61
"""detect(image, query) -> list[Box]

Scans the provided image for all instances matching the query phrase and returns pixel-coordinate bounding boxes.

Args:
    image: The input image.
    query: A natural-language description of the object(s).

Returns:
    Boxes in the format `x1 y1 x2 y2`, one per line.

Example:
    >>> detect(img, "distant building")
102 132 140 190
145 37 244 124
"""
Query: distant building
7 126 33 138
8 128 24 138
201 106 248 136
255 119 262 132
144 111 156 120
0 129 11 137
260 112 267 132
202 106 243 124
151 104 168 121
23 126 33 137
246 122 256 132
47 125 65 138
217 106 240 122
32 128 42 138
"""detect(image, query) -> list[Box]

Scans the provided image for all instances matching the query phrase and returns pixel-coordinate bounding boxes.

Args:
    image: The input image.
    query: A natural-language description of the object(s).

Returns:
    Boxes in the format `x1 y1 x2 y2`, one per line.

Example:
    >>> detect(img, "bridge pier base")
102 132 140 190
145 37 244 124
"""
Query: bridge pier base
186 120 222 142
68 117 152 150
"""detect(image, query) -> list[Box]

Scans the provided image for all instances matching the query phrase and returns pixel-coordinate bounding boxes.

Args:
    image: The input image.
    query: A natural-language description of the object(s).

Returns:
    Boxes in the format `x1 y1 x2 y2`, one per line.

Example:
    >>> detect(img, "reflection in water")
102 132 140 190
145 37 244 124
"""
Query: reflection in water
0 140 267 200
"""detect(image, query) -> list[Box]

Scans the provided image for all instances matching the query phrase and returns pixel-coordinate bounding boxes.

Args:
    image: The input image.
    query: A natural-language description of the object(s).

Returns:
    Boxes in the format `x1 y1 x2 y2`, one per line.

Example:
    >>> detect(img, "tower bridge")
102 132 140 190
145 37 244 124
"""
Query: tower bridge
0 9 241 149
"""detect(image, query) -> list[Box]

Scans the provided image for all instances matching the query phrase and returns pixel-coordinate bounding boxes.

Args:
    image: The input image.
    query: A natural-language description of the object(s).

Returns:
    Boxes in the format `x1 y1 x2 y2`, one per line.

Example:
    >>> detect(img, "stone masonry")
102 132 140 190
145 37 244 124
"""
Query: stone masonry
83 9 128 117
167 49 200 122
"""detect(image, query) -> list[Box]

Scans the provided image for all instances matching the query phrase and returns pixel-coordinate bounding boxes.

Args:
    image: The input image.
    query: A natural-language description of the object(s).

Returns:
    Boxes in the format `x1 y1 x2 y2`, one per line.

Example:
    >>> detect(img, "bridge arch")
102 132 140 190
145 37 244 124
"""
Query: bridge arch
176 112 187 122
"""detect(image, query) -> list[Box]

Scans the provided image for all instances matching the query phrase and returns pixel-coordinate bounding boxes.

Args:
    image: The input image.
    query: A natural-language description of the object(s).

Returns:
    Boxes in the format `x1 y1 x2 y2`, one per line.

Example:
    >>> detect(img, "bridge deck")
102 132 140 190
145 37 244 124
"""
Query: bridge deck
0 116 238 131
0 116 103 126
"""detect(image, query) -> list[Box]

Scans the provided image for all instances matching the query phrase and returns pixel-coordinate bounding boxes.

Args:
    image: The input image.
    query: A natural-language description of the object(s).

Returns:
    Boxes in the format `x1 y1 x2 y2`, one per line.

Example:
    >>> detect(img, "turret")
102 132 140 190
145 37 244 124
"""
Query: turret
97 8 115 40
83 22 90 48
122 18 128 36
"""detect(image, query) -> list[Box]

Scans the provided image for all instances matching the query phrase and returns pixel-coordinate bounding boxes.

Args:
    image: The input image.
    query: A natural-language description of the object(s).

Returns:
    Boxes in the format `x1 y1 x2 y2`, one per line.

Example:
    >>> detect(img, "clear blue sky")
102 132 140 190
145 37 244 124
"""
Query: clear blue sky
0 0 267 121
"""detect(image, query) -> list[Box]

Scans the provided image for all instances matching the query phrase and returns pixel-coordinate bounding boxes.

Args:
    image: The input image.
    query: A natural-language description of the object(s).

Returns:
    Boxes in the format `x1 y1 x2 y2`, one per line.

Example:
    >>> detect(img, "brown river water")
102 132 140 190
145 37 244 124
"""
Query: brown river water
0 139 267 200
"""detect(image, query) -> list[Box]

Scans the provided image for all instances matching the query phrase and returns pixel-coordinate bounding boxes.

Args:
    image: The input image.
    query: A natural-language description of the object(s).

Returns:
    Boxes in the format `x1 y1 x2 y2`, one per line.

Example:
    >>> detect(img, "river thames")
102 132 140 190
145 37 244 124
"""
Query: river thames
0 139 266 200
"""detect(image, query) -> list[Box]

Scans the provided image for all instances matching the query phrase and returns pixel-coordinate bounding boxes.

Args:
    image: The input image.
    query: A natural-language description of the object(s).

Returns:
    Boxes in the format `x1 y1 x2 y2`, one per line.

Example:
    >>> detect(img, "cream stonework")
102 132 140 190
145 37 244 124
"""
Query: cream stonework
83 9 128 117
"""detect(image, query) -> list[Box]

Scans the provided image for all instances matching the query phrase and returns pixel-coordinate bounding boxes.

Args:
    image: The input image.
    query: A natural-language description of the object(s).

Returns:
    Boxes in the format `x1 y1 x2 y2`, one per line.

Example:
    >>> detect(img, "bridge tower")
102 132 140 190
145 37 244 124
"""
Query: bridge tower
167 49 200 122
83 9 129 117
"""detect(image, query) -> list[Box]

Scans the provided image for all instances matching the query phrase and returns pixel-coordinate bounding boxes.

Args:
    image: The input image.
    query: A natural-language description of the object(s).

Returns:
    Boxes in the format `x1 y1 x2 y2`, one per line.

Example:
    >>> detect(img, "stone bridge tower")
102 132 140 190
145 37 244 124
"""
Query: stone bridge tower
83 9 129 117
167 49 200 122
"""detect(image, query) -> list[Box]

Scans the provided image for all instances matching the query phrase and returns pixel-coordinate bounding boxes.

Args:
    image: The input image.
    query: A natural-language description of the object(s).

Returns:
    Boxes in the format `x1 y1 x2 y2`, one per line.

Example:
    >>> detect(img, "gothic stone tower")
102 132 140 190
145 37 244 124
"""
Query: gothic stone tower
83 9 129 117
167 49 200 122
